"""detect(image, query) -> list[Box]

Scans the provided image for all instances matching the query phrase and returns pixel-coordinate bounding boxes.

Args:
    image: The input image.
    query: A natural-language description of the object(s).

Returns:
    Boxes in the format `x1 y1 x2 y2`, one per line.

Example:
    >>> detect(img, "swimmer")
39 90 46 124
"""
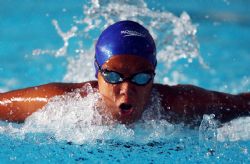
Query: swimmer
0 20 250 125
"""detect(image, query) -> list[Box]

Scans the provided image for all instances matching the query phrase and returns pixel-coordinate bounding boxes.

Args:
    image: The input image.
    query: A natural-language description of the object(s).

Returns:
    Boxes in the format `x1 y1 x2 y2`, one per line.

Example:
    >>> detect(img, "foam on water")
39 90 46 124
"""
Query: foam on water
217 117 250 142
0 83 178 144
1 83 249 146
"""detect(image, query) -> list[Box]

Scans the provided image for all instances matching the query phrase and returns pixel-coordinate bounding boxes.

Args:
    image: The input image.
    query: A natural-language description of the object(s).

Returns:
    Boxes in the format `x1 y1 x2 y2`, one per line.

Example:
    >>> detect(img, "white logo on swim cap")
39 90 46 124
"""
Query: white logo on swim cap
121 30 146 37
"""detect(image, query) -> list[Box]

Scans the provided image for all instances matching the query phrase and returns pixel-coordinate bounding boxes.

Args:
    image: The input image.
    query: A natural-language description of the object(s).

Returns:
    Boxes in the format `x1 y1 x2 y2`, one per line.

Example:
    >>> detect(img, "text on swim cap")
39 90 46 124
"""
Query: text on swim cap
121 30 146 37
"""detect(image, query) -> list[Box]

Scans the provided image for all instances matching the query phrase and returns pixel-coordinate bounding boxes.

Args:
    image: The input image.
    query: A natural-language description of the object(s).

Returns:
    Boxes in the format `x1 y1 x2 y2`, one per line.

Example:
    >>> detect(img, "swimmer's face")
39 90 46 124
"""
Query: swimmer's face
97 55 155 124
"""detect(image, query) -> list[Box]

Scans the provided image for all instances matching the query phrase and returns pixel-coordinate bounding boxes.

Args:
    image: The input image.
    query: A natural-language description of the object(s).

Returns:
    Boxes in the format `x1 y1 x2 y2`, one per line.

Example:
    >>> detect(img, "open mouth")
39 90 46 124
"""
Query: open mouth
119 103 134 116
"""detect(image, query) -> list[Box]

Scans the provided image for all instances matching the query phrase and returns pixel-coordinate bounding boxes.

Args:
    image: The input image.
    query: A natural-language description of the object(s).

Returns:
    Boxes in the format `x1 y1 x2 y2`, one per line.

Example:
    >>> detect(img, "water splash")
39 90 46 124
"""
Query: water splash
21 83 103 144
63 47 96 82
199 114 218 156
32 20 78 57
0 84 177 144
31 0 207 83
217 117 250 142
2 0 205 146
76 0 207 81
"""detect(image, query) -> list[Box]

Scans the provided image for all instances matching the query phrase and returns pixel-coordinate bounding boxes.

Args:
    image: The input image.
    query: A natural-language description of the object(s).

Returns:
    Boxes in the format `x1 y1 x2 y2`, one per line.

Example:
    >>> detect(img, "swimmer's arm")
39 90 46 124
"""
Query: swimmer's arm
0 82 97 122
157 84 250 124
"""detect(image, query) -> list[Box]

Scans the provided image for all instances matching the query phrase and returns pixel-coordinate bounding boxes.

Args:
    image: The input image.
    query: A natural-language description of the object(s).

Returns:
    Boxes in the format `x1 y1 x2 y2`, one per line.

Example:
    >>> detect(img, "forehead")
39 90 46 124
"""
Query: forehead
102 55 154 73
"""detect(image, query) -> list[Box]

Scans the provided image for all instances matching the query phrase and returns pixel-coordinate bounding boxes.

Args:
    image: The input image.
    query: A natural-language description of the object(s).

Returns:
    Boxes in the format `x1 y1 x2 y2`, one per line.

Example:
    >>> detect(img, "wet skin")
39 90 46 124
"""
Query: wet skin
0 55 250 125
97 55 154 124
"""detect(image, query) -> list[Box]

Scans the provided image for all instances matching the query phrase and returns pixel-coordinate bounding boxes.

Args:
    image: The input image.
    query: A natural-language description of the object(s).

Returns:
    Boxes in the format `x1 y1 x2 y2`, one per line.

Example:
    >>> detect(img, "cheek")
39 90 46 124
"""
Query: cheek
143 88 152 101
98 76 118 101
135 84 153 105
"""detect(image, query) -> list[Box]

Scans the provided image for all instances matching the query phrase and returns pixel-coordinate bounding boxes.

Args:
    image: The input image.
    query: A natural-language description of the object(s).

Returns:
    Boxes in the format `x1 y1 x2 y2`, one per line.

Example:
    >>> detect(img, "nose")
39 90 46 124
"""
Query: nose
119 81 134 95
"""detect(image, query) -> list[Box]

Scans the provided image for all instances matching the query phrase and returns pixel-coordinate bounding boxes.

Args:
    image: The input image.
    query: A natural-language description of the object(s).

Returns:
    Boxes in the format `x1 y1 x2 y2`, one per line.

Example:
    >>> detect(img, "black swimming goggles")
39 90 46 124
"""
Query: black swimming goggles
95 61 155 86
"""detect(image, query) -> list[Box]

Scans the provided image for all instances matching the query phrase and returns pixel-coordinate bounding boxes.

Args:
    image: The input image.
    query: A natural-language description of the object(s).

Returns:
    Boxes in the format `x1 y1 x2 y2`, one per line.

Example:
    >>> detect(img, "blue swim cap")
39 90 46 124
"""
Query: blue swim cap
95 20 157 77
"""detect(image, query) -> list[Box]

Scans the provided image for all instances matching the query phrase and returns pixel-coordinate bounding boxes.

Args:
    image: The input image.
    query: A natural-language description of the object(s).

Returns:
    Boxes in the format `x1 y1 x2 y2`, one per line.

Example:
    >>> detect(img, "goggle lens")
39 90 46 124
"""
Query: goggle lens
102 70 154 86
102 71 122 84
95 60 155 86
131 73 152 85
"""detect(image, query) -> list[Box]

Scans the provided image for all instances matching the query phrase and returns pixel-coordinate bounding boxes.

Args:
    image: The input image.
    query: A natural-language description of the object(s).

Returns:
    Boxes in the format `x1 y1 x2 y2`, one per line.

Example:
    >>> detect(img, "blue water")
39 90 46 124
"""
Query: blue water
1 0 250 163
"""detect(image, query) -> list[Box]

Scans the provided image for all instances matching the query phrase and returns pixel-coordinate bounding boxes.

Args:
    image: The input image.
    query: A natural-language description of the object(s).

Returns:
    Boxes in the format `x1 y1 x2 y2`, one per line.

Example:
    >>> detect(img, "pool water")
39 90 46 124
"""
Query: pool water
0 0 250 163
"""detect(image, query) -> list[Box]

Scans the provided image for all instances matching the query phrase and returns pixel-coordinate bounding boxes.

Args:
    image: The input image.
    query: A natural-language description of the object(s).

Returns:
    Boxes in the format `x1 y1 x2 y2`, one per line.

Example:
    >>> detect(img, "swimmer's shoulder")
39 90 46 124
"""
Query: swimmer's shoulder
1 81 99 98
53 80 98 90
153 83 206 94
46 80 98 96
153 83 179 95
153 83 174 100
153 83 204 101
